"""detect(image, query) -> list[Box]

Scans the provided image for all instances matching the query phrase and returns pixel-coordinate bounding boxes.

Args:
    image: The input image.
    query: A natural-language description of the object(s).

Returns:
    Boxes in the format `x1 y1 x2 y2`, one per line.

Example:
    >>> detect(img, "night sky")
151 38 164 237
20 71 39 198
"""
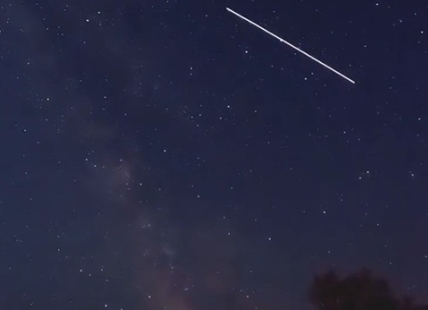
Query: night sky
1 0 428 309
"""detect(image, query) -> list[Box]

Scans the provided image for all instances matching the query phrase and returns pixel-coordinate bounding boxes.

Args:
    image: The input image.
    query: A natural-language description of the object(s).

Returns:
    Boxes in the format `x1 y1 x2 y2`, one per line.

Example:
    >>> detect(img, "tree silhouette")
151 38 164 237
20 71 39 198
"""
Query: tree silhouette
308 268 427 310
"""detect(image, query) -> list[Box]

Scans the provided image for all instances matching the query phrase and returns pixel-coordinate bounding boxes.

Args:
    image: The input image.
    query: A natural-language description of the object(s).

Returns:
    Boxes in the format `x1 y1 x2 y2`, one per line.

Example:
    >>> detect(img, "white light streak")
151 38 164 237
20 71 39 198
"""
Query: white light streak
226 7 355 84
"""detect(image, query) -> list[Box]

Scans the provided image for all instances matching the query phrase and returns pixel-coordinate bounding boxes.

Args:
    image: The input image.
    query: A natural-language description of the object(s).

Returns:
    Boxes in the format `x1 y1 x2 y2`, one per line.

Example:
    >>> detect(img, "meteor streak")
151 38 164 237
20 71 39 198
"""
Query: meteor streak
226 7 355 84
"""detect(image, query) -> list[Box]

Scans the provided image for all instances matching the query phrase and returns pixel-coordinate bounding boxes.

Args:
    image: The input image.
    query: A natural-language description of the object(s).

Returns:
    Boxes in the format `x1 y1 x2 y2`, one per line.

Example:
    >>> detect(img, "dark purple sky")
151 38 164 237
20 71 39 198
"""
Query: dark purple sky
1 0 427 309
